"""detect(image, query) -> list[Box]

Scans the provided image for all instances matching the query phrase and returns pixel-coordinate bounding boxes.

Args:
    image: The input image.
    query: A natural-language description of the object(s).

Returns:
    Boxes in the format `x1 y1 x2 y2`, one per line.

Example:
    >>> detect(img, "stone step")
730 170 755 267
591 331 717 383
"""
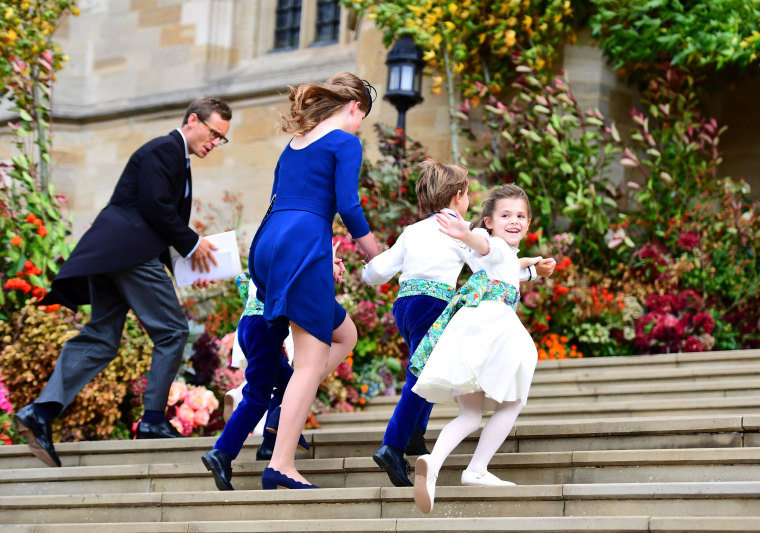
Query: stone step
4 447 760 496
318 395 760 428
2 482 760 524
7 516 760 533
3 414 759 469
531 349 760 375
364 378 760 412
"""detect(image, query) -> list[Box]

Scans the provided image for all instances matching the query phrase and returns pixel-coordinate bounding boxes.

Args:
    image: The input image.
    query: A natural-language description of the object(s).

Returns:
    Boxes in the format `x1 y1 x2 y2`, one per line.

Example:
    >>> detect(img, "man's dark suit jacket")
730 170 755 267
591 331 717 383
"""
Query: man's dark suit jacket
44 130 198 310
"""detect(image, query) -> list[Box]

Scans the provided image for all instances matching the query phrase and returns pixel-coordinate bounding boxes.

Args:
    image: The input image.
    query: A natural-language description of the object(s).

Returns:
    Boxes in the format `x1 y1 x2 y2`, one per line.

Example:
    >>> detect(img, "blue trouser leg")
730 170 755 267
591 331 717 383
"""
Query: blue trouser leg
382 295 448 450
261 354 293 444
214 315 288 458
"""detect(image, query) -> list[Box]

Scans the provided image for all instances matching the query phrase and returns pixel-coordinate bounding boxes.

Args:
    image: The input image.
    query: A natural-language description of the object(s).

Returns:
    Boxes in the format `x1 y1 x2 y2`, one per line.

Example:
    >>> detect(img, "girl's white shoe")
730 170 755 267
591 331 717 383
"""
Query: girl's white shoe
414 454 437 514
461 468 516 487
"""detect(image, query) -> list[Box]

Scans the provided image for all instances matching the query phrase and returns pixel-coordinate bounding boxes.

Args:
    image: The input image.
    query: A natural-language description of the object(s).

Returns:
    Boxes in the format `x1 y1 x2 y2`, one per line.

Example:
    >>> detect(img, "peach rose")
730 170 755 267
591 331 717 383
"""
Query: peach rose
193 408 210 427
167 381 188 407
177 403 195 426
169 417 184 434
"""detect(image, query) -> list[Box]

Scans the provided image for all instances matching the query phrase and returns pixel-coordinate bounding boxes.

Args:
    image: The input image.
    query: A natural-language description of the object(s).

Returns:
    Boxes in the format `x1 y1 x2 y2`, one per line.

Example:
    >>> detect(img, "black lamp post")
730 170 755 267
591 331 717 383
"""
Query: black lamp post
384 35 424 134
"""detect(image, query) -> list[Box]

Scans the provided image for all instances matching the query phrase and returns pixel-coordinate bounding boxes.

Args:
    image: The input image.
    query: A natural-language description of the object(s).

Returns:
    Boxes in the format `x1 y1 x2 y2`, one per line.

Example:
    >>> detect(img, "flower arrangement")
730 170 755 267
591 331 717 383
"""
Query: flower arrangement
166 381 220 437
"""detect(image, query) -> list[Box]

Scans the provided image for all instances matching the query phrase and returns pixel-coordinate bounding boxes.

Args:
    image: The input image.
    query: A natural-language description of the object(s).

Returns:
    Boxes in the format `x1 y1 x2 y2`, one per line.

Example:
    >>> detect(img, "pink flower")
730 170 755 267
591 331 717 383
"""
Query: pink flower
167 381 188 407
169 417 185 434
177 403 196 426
219 332 236 358
193 408 210 427
523 290 541 308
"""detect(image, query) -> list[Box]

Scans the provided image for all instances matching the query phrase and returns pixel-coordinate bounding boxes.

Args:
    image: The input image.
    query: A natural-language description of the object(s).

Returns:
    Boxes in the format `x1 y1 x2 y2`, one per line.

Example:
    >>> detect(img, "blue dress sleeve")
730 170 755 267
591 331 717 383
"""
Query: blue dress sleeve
334 135 371 238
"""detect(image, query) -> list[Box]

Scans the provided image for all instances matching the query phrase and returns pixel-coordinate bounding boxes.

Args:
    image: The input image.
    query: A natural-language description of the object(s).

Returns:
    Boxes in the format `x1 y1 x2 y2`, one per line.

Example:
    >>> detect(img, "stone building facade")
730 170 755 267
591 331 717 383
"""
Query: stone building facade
2 0 757 243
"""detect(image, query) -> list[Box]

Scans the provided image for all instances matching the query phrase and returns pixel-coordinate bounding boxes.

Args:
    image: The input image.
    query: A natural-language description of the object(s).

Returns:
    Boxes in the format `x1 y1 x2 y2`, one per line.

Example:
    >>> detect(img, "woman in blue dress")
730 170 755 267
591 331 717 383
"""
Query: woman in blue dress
251 72 379 489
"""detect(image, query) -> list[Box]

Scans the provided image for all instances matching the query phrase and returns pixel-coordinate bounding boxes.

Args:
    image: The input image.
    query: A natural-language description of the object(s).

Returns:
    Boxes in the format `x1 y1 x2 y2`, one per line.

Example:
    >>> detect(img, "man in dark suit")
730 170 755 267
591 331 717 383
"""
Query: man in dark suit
13 96 232 467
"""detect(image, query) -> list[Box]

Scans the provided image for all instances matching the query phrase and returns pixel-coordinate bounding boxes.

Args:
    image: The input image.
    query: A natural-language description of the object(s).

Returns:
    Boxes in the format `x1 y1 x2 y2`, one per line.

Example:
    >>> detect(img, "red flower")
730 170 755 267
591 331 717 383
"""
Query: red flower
526 230 542 246
379 283 390 294
553 285 569 297
682 336 706 352
677 231 700 252
693 312 715 334
24 260 34 271
25 213 36 223
37 226 47 237
33 218 43 227
360 196 369 207
10 235 22 246
554 256 572 272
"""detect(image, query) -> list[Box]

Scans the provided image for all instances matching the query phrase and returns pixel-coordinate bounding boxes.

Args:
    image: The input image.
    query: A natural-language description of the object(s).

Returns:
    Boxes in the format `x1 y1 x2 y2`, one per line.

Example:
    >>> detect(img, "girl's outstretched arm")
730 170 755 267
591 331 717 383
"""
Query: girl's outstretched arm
519 256 542 269
435 211 489 255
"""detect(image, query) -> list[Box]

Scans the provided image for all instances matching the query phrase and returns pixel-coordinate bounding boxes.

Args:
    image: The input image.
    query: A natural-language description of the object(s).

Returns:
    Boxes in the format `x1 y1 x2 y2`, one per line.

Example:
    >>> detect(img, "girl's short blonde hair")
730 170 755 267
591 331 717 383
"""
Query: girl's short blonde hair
281 72 370 136
415 159 470 217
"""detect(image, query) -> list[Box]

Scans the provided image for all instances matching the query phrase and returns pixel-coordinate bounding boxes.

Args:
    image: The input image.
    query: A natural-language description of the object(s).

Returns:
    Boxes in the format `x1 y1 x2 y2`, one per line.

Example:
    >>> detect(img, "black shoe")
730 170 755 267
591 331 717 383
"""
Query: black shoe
136 419 184 439
13 404 61 467
256 436 275 461
373 444 412 487
265 406 310 451
406 430 430 456
202 448 234 491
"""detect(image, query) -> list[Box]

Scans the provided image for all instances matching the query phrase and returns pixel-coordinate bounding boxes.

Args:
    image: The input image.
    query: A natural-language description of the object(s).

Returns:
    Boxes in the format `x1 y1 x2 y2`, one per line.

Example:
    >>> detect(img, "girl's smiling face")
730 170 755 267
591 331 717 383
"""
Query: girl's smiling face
484 197 530 247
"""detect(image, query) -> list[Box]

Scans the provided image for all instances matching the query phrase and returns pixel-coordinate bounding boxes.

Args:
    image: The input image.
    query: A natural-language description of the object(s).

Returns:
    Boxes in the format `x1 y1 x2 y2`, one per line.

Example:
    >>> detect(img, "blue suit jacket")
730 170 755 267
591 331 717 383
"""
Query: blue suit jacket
44 130 198 310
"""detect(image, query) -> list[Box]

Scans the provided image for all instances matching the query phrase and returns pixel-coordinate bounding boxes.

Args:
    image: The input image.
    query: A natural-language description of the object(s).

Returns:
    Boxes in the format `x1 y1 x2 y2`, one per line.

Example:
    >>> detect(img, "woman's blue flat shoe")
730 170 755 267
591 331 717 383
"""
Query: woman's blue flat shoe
261 467 319 490
265 406 310 452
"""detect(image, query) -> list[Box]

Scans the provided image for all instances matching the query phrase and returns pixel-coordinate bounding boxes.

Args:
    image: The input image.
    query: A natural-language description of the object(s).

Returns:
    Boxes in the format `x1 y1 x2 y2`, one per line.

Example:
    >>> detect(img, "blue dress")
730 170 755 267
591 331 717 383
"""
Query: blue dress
250 129 371 345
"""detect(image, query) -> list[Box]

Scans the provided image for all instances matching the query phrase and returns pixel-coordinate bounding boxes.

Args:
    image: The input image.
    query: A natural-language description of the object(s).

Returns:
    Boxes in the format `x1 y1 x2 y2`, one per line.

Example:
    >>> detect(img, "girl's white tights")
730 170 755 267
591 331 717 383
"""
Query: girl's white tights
426 392 522 476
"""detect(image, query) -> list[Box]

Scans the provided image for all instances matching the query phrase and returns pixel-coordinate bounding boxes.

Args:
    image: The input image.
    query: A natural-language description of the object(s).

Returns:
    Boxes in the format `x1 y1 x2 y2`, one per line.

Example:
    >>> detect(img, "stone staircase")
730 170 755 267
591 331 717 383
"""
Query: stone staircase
2 349 760 532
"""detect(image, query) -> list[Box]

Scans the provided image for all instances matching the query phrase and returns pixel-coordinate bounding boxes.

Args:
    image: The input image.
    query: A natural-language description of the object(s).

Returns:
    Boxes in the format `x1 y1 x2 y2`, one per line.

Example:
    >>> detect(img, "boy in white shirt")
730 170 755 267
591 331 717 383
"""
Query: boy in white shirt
362 159 554 486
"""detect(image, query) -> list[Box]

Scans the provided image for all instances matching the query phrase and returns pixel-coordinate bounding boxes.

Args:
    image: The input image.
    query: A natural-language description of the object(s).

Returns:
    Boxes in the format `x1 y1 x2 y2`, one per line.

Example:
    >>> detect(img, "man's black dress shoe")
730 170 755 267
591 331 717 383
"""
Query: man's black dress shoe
373 444 412 487
13 404 61 467
136 419 184 439
202 448 234 491
406 430 431 456
256 436 275 461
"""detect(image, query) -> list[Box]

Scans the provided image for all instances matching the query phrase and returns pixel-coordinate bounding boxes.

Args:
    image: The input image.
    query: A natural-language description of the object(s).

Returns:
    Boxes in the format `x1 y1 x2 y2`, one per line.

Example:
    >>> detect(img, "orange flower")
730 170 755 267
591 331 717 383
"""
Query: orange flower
33 218 43 227
10 235 22 246
26 213 36 223
37 226 47 237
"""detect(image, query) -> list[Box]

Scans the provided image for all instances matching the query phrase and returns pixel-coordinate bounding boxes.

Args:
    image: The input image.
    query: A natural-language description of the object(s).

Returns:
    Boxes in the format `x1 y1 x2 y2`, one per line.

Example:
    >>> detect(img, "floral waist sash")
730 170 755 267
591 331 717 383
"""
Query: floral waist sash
398 279 455 302
235 274 264 317
409 270 519 376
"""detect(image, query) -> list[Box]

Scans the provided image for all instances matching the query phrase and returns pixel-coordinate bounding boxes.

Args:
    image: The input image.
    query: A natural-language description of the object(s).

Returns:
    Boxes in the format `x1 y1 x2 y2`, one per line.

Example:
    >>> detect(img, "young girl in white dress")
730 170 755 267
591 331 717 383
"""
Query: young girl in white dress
408 184 553 514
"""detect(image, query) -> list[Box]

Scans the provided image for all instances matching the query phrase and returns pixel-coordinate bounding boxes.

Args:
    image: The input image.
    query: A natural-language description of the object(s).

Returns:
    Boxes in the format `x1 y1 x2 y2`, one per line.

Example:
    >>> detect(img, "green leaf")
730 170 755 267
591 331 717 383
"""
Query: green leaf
18 109 33 122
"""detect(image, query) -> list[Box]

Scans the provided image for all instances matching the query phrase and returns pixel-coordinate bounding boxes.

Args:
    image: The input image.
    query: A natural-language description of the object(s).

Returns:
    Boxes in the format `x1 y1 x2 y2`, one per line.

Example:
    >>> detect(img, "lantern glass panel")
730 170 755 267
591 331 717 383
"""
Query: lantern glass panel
388 65 400 91
400 64 415 91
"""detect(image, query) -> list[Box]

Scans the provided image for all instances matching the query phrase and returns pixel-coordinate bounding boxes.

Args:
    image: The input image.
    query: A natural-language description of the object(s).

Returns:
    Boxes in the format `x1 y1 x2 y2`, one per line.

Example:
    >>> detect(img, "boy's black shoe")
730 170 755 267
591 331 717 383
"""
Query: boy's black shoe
373 444 413 487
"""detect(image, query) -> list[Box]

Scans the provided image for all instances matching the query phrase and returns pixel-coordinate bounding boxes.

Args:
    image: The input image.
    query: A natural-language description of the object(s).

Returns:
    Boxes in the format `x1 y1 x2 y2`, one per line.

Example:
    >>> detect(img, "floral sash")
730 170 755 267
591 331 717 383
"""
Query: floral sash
409 270 519 376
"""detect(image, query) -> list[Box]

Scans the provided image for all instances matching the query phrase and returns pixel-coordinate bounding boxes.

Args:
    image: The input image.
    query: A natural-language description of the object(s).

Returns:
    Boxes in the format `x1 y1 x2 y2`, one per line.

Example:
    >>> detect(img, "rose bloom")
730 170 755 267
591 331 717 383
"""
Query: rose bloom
169 417 184 434
193 408 210 427
167 381 188 407
177 403 196 426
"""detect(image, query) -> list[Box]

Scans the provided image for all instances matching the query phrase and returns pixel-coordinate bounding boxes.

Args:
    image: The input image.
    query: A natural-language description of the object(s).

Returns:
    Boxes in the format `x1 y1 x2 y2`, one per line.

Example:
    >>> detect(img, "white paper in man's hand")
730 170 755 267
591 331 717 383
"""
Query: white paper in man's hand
172 230 242 287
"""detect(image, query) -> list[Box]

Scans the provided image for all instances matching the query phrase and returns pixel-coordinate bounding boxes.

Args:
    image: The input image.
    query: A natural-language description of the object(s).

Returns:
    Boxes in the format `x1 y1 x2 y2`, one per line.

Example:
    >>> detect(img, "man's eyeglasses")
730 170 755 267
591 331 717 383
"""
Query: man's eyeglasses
199 117 229 145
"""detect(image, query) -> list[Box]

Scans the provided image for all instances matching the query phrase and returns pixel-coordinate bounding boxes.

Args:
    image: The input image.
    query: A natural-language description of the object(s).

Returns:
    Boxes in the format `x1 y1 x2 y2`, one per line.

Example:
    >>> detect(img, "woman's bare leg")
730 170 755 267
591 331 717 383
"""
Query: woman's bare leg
267 316 356 484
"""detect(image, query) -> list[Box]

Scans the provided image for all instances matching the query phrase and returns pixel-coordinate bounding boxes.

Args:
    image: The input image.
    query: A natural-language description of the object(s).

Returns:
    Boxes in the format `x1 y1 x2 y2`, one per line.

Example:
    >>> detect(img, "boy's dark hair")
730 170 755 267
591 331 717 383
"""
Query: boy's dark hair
183 96 232 125
415 159 469 217
472 184 532 233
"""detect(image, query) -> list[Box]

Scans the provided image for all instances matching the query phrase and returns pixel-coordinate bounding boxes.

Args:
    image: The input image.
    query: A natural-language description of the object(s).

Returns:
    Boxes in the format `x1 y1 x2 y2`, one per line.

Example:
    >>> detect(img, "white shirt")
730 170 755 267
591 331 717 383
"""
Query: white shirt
362 209 536 287
175 128 200 257
468 228 522 287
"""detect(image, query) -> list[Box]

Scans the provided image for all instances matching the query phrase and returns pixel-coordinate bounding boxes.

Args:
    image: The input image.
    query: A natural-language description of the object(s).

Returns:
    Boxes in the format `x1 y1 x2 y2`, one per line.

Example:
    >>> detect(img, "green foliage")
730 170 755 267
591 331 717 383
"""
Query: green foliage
590 0 760 72
459 65 623 271
615 67 725 247
1 1 77 320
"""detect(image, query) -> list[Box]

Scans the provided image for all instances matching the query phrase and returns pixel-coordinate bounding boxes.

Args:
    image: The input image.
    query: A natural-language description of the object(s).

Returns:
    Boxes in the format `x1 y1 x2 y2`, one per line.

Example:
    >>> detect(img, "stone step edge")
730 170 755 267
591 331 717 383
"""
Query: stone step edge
8 516 760 533
367 378 760 406
317 395 760 422
2 481 760 509
530 362 760 384
533 349 760 372
4 447 760 484
2 413 759 461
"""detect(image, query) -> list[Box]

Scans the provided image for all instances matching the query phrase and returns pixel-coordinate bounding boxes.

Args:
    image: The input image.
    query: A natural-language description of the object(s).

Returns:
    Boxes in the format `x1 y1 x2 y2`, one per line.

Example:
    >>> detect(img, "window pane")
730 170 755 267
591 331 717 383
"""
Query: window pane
274 0 302 50
314 0 340 44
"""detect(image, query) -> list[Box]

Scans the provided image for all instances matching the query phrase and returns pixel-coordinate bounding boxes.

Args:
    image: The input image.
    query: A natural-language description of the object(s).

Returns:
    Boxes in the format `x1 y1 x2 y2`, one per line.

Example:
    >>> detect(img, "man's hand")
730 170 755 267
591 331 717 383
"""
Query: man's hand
535 257 556 278
192 278 216 289
191 237 219 273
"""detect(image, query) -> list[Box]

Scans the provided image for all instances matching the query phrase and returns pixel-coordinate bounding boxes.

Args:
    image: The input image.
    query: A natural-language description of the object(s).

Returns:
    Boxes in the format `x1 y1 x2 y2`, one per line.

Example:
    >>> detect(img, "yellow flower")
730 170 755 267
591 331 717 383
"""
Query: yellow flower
454 62 464 73
444 21 456 32
522 15 532 29
5 29 17 44
505 29 516 48
505 16 517 27
4 7 13 19
408 5 425 16
423 49 437 62
448 3 457 16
